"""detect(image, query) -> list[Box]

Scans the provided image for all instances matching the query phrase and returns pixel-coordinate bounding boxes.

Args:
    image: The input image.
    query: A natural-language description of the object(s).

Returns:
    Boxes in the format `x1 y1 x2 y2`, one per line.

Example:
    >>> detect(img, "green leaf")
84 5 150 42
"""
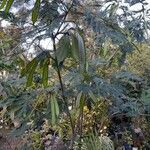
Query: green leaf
32 0 40 24
71 31 86 72
54 96 59 117
88 90 97 102
76 91 82 107
76 91 85 109
71 33 79 60
21 58 37 76
50 95 59 125
42 59 49 87
56 35 71 64
4 0 14 14
51 96 56 125
0 0 7 10
26 59 39 87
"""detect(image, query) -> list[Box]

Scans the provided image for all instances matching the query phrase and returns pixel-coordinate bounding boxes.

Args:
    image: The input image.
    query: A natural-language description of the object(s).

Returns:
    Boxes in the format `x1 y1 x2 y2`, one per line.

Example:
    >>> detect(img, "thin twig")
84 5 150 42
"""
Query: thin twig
52 34 75 149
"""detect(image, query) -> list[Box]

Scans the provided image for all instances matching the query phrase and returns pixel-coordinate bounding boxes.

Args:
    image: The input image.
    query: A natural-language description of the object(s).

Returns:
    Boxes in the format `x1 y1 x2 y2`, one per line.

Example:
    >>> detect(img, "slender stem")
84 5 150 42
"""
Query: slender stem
50 2 76 149
52 35 75 149
55 1 73 35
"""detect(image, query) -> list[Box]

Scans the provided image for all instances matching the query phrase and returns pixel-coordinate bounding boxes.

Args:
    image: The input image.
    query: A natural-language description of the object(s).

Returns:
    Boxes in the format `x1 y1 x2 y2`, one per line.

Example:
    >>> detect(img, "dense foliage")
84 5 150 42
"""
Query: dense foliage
0 0 150 149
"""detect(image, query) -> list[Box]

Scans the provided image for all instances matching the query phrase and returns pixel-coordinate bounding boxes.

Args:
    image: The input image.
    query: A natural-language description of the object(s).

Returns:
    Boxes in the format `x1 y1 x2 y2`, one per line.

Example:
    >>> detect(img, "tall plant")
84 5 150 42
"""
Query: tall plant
0 0 150 149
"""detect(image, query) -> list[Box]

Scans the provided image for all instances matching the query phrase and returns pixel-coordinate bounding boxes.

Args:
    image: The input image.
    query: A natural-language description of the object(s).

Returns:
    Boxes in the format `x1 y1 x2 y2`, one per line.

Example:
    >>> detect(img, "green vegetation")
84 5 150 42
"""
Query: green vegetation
0 0 150 149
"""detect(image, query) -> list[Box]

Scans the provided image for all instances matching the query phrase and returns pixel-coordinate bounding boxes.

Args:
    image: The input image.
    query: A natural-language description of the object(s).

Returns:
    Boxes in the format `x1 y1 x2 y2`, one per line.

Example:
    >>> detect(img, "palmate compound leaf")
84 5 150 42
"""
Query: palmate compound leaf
84 10 139 60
